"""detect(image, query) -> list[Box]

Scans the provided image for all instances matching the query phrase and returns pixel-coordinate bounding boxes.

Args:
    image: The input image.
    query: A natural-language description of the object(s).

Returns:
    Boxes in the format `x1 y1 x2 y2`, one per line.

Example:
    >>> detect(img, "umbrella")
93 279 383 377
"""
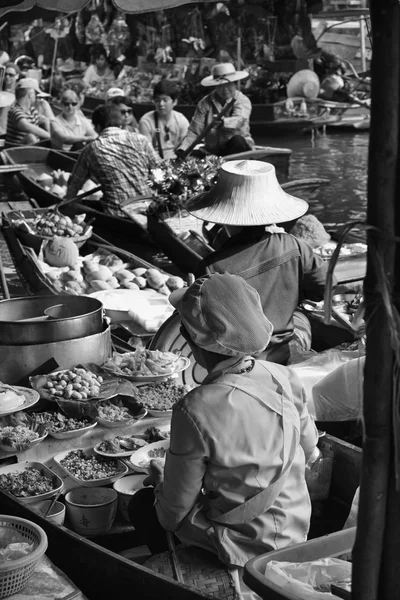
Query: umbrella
0 0 216 22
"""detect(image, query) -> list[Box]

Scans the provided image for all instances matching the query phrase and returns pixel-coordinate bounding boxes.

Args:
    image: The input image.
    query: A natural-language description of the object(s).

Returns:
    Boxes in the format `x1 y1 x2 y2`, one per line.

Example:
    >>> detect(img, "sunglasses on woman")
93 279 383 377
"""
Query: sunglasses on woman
120 108 133 116
5 72 17 77
62 101 78 107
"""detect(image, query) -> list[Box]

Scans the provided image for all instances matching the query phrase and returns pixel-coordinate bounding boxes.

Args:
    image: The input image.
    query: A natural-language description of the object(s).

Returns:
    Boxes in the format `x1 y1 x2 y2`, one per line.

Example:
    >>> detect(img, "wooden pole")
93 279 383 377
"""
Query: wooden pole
360 17 367 73
352 1 400 599
236 27 241 91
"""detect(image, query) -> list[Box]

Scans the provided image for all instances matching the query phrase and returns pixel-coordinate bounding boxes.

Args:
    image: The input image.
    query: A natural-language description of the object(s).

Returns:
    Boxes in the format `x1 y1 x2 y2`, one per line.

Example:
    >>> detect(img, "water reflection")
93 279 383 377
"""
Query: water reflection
257 130 369 238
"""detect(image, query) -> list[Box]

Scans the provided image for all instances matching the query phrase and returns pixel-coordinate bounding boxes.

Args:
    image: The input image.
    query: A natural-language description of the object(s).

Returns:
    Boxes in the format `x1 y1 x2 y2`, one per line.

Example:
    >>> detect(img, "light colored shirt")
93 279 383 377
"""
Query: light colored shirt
67 127 161 217
155 357 318 567
139 110 189 160
83 64 115 88
50 113 96 151
177 89 254 154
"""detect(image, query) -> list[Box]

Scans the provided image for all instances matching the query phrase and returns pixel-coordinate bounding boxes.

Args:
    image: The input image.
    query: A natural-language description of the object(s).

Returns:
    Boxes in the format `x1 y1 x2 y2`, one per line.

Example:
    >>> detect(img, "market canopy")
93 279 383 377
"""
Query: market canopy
0 0 217 22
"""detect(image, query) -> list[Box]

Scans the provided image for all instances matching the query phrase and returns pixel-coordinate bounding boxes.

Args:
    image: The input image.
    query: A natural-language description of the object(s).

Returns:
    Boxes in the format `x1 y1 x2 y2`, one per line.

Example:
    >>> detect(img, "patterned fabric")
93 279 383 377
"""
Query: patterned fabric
67 127 162 216
5 105 40 146
177 90 254 154
139 110 190 159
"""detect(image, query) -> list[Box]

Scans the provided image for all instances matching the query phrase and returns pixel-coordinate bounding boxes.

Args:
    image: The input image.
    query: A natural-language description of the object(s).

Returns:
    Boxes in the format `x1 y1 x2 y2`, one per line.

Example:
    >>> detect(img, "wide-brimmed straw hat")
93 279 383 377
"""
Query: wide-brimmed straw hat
186 160 308 226
201 63 249 87
0 91 15 108
169 273 273 357
287 69 320 99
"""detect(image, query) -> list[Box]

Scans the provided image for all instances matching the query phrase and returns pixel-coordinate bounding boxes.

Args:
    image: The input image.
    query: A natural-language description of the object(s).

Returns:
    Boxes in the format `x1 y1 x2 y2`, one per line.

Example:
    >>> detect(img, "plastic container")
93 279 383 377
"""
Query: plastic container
0 462 63 505
0 515 48 599
65 487 117 537
113 474 147 523
53 449 128 487
32 500 66 525
244 527 356 600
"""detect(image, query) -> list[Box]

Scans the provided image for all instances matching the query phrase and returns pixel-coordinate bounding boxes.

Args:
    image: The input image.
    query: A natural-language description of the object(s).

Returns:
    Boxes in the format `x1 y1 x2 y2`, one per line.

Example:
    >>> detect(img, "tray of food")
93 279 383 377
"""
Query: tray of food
102 349 190 382
0 411 48 453
96 396 147 428
129 440 170 474
0 461 63 504
94 435 148 458
0 383 40 416
313 241 367 260
133 378 191 417
36 411 98 440
54 448 128 487
29 367 118 402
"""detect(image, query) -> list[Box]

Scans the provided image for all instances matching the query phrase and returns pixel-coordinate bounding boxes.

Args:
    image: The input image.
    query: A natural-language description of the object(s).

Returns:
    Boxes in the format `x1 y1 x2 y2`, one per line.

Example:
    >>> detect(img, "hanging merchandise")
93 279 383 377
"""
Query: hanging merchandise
75 13 85 45
107 12 131 61
85 13 106 46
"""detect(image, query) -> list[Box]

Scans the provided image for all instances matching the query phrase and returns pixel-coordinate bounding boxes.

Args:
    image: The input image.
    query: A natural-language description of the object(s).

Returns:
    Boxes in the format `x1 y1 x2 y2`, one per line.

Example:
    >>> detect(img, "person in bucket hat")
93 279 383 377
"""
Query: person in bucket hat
127 273 319 593
191 160 336 365
176 62 254 158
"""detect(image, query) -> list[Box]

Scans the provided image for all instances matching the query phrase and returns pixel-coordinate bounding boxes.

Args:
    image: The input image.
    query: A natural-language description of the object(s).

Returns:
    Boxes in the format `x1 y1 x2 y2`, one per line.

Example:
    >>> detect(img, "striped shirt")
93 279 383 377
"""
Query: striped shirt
177 89 255 154
5 104 40 146
67 127 162 217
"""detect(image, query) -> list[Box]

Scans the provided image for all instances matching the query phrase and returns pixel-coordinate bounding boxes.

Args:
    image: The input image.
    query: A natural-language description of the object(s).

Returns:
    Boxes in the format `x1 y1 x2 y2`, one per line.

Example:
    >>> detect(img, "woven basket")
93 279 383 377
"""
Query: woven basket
144 546 240 600
0 515 48 599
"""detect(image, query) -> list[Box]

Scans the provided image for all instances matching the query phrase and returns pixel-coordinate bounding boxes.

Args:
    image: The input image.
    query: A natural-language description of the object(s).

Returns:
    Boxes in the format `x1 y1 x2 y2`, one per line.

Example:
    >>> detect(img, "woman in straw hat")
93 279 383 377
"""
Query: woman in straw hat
128 273 319 595
175 62 255 158
191 160 335 365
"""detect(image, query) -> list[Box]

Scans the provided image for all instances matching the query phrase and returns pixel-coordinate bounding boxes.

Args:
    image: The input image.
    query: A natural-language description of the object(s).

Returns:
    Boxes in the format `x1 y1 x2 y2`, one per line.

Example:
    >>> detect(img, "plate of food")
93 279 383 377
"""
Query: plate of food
29 367 119 402
129 440 170 474
95 397 147 428
102 349 190 382
141 424 171 442
94 435 148 458
37 411 98 440
133 378 191 417
0 426 48 453
0 461 63 504
54 448 128 487
0 383 40 416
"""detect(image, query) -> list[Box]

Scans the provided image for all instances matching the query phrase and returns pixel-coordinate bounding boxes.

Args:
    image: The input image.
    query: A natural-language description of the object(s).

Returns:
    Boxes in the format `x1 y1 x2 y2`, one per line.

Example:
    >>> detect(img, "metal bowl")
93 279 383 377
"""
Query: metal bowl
0 295 104 345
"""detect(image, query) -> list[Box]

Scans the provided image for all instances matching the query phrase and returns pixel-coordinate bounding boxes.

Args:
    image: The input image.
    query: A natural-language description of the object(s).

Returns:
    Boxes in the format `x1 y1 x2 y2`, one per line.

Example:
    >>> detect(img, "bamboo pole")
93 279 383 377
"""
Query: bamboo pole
352 1 400 599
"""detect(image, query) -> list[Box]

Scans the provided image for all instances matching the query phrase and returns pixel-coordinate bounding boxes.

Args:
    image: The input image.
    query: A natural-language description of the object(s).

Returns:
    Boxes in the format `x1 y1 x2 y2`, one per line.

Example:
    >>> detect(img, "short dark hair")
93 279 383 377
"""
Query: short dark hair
92 104 122 130
153 80 180 101
90 44 108 62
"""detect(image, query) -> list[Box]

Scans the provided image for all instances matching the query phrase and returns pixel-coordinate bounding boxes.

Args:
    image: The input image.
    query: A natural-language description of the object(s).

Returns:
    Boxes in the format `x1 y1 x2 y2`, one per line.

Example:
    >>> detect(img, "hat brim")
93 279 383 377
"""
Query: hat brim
37 91 51 98
201 71 249 87
169 288 186 312
186 189 308 226
0 91 15 108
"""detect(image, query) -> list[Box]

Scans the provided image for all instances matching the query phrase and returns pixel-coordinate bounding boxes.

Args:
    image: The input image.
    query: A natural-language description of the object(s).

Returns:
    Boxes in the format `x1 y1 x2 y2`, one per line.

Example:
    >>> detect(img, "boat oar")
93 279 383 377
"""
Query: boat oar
54 186 103 213
166 531 184 584
0 251 10 300
177 97 236 162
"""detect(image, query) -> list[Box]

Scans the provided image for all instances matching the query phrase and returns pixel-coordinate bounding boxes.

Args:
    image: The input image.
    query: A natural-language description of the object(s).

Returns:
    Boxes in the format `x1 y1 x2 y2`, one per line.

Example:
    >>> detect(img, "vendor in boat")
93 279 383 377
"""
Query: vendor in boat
105 87 139 132
139 80 189 160
66 103 161 217
175 63 254 159
5 78 50 146
83 44 115 89
50 89 97 152
191 160 334 365
128 273 319 585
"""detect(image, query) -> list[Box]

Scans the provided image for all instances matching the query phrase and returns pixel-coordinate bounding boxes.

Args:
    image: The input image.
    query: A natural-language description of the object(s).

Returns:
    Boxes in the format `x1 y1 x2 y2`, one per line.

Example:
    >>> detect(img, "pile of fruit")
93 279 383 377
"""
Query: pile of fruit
35 211 89 238
32 368 104 400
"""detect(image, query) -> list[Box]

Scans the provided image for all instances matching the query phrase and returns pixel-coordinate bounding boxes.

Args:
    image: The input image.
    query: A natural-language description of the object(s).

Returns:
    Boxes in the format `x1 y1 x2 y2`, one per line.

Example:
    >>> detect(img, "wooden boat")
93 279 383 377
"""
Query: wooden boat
0 432 362 600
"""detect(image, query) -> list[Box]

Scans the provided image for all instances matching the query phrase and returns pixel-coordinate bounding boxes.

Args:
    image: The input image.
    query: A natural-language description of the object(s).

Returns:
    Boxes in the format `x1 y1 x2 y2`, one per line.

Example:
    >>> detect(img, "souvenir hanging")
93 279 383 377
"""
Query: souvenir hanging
85 14 106 46
75 13 85 45
107 12 131 60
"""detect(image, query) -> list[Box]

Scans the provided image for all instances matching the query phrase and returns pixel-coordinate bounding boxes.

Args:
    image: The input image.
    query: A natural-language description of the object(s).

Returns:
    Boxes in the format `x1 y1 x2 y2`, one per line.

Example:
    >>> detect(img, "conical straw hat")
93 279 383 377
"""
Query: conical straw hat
287 69 320 99
186 160 309 226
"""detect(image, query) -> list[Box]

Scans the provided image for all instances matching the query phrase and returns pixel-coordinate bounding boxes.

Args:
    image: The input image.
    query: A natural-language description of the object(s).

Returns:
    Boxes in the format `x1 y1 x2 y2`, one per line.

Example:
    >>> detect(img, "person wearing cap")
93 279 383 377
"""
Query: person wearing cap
128 273 319 585
105 87 139 132
5 77 50 146
190 160 334 365
175 63 254 158
139 80 189 160
66 103 161 217
50 89 97 152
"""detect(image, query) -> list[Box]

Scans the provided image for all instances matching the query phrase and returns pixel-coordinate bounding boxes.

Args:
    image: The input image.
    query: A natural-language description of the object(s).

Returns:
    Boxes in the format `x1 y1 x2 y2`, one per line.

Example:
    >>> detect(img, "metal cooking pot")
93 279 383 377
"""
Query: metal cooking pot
0 295 104 345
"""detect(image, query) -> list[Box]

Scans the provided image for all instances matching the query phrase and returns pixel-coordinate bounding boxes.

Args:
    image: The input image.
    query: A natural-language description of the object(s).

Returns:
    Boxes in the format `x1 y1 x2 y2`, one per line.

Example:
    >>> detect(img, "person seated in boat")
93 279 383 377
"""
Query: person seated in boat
5 78 50 146
83 45 115 90
66 103 161 217
2 63 20 93
318 61 354 104
50 89 97 152
128 272 320 591
105 87 139 132
139 80 189 160
190 160 334 366
175 63 255 159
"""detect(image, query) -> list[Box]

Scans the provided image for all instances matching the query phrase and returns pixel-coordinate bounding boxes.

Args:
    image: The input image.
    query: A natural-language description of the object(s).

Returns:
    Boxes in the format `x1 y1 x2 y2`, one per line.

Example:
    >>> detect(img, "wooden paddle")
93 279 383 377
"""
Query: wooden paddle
177 97 236 162
55 186 103 213
0 251 10 300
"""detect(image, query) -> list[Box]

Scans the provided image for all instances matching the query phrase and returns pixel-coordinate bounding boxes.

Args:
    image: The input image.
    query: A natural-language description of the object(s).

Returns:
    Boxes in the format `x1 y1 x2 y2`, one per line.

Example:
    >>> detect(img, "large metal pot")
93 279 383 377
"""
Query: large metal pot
0 295 104 345
0 322 112 385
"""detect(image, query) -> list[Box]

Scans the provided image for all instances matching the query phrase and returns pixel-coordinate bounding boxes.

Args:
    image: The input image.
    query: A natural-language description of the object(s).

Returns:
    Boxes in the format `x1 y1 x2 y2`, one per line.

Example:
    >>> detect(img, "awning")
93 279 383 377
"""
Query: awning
0 0 217 22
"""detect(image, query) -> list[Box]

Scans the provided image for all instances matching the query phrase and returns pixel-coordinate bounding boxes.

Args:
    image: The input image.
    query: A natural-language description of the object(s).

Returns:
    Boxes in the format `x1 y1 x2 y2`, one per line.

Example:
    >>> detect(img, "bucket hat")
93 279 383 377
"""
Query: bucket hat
16 78 51 98
201 63 249 87
287 69 320 99
186 160 308 226
0 91 15 108
169 273 274 357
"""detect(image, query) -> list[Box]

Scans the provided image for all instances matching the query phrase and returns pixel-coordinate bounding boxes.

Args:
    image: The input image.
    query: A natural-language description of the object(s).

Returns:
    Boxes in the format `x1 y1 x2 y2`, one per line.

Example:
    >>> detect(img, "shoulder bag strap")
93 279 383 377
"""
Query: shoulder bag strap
154 111 164 159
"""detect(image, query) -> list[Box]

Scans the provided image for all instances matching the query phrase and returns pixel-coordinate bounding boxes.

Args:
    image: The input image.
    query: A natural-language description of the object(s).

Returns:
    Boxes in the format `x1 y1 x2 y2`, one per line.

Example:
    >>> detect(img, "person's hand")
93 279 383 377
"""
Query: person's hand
143 459 164 487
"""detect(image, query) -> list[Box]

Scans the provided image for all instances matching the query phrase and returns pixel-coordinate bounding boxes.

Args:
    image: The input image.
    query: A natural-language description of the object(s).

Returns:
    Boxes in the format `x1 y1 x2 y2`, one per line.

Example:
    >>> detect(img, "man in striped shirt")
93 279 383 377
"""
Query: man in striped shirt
66 104 162 217
5 78 51 146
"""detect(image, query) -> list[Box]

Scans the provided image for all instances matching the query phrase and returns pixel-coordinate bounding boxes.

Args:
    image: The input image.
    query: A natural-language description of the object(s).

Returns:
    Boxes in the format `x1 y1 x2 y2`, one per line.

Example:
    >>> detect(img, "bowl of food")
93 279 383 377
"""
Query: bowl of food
32 499 66 525
129 440 170 474
54 449 128 487
38 411 97 440
65 487 117 536
133 378 190 417
94 435 147 458
95 397 147 428
102 349 190 382
0 462 63 504
0 426 48 453
112 474 147 523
